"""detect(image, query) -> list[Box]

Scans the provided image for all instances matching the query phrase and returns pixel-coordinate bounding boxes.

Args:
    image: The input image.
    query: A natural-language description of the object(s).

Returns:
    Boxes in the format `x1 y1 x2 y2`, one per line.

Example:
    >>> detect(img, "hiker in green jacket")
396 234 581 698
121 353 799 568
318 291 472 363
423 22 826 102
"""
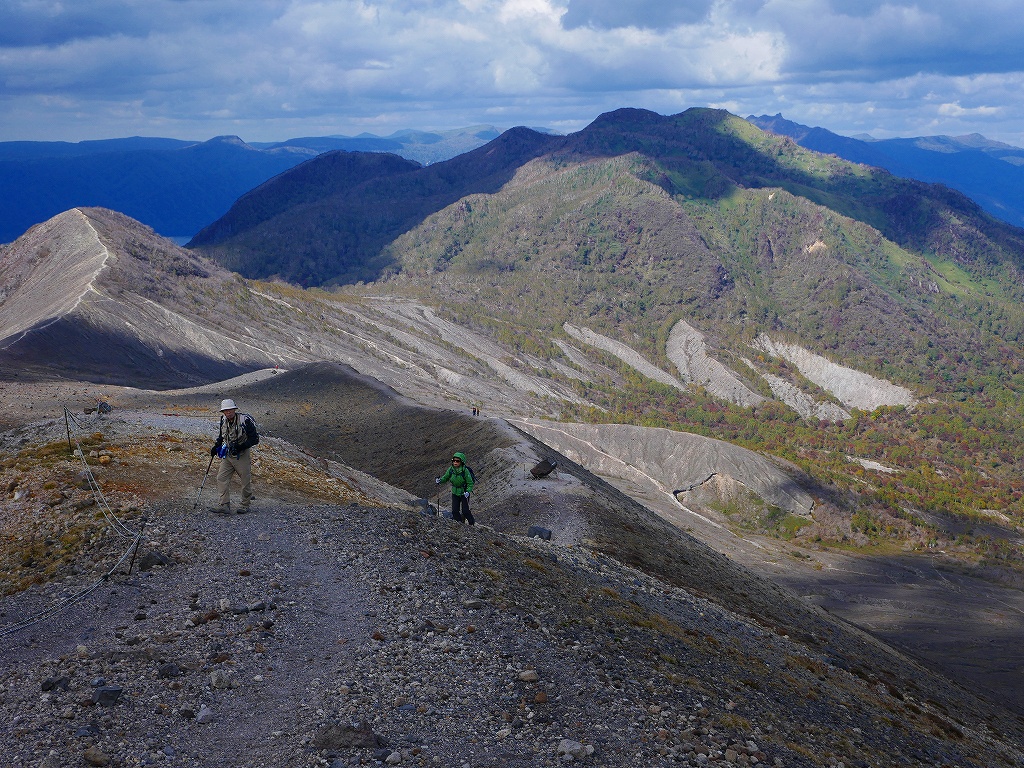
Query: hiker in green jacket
436 451 475 524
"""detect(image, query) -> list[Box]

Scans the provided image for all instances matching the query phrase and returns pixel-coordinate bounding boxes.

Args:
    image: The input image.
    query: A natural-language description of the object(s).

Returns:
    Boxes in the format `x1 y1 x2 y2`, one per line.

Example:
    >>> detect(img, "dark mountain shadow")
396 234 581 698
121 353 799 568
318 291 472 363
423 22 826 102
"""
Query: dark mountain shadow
0 316 263 389
773 552 1024 716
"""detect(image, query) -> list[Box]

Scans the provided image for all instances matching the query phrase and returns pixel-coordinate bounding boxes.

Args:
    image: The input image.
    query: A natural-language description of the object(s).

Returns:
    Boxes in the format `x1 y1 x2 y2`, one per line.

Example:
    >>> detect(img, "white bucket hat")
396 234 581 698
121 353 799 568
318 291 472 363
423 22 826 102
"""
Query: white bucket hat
219 398 237 411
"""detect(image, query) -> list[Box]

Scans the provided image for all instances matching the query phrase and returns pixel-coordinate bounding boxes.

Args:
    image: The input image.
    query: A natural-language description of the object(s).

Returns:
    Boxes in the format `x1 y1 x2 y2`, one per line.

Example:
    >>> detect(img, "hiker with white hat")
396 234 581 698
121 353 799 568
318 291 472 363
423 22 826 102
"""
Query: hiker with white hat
209 398 260 514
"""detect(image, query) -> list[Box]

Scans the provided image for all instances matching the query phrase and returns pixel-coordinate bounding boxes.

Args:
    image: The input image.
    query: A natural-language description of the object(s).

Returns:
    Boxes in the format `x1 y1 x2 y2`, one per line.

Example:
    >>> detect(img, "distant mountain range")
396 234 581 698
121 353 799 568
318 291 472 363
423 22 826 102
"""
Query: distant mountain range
4 114 1024 247
0 126 510 244
747 113 1024 228
191 107 1024 398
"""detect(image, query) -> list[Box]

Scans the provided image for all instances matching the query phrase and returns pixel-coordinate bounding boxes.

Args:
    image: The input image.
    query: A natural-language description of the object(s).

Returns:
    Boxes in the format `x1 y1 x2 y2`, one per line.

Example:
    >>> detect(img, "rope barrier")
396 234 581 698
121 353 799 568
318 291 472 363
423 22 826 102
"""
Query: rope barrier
64 406 138 541
0 406 150 639
0 531 143 640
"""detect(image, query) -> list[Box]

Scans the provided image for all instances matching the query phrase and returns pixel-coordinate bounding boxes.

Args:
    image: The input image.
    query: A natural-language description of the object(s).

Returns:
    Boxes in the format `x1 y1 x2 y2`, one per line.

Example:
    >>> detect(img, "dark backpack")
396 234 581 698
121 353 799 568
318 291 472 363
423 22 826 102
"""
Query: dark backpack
219 413 261 450
242 414 260 447
466 464 476 484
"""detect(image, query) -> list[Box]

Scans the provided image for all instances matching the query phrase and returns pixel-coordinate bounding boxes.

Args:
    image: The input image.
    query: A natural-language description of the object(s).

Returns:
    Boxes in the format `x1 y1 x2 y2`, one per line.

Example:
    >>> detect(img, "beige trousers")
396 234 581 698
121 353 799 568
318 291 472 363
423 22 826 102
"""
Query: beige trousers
216 448 253 509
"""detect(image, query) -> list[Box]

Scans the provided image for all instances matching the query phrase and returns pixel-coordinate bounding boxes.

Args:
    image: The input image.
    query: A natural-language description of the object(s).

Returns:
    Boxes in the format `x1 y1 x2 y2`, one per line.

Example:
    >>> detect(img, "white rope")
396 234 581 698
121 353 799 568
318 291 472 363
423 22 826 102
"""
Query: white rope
64 407 138 541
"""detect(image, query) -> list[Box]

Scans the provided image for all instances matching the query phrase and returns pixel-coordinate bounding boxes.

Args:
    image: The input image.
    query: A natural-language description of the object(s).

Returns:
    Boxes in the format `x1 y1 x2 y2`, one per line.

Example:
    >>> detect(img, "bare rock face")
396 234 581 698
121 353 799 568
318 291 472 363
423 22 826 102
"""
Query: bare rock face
0 209 111 344
564 323 684 389
756 369 851 421
0 208 290 386
666 320 766 408
757 334 915 410
512 419 813 516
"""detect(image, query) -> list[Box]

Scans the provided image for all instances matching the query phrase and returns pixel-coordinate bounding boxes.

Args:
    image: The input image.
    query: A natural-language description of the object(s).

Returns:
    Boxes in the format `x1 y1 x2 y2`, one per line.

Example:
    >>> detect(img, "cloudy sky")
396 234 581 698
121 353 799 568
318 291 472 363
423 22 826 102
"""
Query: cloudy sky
2 0 1022 145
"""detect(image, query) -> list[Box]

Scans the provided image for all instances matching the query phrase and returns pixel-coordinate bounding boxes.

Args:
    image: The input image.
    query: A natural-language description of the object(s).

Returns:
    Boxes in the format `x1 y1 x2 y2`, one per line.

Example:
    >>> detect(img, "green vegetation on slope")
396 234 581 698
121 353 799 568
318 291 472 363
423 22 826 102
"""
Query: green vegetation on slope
370 141 1024 573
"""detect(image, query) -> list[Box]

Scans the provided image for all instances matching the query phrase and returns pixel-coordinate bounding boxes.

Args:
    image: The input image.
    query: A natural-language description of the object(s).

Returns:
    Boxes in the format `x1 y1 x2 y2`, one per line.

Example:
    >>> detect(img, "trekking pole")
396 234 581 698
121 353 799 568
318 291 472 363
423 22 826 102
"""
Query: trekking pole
194 454 215 509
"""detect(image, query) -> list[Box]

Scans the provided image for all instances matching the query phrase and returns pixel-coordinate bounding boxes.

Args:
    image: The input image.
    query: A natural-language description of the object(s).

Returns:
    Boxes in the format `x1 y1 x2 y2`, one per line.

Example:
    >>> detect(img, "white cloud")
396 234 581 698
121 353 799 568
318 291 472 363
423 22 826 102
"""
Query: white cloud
938 102 1002 118
0 0 1022 144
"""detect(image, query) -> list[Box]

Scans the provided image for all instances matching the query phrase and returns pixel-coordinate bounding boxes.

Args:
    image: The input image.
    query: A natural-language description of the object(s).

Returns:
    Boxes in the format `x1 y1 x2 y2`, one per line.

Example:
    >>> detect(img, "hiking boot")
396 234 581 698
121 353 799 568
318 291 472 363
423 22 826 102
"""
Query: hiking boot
210 505 230 515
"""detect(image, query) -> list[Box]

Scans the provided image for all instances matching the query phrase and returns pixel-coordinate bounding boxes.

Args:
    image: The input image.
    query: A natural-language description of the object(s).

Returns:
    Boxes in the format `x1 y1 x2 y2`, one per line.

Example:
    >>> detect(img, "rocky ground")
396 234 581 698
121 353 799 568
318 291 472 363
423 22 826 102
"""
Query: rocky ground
2 367 1024 767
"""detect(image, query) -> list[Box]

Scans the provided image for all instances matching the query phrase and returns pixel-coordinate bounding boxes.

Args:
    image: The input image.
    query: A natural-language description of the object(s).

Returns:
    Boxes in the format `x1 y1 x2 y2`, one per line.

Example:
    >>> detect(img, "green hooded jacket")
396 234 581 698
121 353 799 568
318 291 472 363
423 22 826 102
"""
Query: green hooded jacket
439 452 474 497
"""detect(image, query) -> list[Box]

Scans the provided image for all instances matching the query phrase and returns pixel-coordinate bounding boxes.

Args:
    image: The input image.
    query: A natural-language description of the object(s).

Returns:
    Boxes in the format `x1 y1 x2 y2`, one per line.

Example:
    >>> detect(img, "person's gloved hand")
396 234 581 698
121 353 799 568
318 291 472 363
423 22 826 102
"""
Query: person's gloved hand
218 444 228 458
463 491 470 498
434 477 440 484
211 437 224 458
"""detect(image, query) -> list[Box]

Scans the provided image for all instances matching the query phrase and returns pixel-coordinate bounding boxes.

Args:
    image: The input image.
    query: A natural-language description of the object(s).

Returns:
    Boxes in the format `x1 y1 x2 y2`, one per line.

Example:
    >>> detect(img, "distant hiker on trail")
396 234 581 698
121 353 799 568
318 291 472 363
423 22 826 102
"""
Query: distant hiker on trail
436 452 475 525
209 398 259 514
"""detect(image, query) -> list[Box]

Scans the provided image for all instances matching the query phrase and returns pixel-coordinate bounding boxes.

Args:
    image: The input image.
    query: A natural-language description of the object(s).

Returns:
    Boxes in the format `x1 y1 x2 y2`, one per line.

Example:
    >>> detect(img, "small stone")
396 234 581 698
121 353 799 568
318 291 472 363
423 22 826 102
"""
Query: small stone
139 550 171 571
385 752 402 765
210 669 237 689
518 669 540 683
534 691 548 703
41 676 70 692
556 739 588 760
312 721 385 749
196 705 215 724
157 662 182 678
83 745 111 766
528 526 552 540
91 686 122 706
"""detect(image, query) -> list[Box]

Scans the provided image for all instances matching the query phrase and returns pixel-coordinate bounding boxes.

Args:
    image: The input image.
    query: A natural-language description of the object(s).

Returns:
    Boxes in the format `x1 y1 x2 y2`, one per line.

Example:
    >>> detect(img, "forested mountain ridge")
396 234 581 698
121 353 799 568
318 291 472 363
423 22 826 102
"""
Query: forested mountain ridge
748 112 1024 229
189 127 562 285
193 107 1024 397
0 127 508 244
